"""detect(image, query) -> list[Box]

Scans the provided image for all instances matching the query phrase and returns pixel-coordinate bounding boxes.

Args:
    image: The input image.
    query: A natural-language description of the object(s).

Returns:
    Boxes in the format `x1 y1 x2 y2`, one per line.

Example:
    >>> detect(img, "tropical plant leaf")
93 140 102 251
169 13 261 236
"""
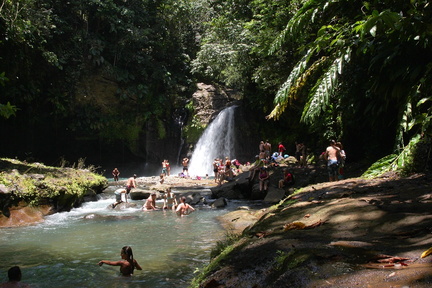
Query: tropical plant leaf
362 134 422 178
301 49 350 123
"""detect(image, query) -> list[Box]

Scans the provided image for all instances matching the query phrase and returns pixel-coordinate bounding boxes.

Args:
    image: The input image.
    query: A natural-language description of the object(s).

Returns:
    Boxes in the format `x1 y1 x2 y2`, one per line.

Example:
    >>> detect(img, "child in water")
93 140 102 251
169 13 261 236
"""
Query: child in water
98 246 142 276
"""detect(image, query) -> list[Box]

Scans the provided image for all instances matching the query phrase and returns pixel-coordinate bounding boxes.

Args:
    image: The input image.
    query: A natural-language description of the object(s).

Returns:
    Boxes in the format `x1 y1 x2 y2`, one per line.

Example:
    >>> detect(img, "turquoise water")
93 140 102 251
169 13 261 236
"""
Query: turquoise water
0 193 241 288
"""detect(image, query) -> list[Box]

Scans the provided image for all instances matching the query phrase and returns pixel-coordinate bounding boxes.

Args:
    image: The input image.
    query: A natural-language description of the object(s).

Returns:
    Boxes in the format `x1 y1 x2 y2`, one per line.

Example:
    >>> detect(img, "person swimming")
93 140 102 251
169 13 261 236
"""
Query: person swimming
98 246 142 277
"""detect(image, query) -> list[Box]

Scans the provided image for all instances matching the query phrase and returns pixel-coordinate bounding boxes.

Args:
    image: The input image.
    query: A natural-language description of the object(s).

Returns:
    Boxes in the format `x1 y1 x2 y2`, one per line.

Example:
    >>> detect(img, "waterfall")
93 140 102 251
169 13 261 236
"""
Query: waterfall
189 106 237 177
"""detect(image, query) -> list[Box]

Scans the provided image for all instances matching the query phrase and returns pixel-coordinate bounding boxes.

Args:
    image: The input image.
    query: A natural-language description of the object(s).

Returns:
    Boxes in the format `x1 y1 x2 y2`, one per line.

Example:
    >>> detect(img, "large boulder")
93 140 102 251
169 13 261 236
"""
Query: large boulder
210 172 251 199
263 187 286 204
211 197 227 208
129 189 152 200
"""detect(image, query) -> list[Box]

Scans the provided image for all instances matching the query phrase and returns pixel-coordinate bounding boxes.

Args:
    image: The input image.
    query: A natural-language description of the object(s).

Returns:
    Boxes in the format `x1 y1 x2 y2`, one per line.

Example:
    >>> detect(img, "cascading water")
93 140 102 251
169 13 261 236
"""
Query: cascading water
189 105 237 177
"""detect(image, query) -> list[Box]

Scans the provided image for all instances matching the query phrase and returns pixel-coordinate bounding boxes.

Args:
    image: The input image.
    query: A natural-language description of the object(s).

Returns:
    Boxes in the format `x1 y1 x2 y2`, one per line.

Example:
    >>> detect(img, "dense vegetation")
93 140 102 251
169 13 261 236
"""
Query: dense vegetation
0 157 107 211
1 0 431 173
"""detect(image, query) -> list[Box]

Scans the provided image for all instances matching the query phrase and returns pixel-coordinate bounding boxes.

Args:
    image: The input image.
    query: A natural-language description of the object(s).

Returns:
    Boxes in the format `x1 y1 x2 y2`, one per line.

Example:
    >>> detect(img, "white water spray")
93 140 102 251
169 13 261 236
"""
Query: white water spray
189 106 237 176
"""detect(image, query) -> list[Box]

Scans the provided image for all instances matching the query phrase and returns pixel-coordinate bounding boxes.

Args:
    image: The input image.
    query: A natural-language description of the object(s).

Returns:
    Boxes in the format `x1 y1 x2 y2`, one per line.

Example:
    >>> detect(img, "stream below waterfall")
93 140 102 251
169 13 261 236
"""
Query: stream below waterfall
0 191 253 288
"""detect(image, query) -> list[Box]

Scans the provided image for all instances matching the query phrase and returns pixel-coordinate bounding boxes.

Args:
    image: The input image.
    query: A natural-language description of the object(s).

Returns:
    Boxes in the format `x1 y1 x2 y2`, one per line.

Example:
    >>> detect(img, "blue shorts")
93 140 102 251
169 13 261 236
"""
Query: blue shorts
327 160 339 177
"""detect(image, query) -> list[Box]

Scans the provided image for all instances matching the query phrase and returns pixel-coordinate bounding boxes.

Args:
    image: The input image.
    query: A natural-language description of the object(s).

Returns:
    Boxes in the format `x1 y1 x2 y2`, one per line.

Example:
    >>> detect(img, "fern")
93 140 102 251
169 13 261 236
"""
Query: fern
301 49 350 123
266 52 325 120
362 134 422 178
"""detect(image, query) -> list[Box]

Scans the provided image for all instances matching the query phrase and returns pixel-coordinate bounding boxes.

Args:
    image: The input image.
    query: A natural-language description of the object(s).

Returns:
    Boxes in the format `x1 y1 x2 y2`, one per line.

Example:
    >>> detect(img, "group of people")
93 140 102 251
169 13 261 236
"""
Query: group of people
110 173 195 216
212 156 243 186
141 188 195 216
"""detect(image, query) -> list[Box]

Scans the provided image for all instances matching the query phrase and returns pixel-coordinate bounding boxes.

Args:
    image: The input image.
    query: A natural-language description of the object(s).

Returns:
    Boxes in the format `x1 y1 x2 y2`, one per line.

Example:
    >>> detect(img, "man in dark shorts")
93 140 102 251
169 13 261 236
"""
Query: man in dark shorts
182 158 189 177
125 174 137 194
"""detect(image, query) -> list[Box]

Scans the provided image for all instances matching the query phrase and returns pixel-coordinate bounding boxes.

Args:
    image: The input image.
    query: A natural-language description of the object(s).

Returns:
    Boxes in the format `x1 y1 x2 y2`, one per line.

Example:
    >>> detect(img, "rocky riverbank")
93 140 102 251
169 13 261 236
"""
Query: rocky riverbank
192 171 432 288
0 158 108 227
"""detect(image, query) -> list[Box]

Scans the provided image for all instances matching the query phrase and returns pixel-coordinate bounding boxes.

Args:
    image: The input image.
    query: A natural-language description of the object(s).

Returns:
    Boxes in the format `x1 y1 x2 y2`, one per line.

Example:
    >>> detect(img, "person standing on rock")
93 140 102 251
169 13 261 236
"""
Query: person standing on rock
259 140 265 153
112 168 120 181
166 160 171 176
213 158 220 183
182 158 189 177
264 140 272 158
325 140 341 182
161 160 168 176
126 174 137 194
278 142 286 156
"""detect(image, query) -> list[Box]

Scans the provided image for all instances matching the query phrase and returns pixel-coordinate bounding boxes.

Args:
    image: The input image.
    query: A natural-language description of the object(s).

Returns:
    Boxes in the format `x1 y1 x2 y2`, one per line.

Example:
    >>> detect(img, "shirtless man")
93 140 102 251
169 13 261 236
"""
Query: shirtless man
161 160 168 176
142 193 159 211
264 140 272 158
259 141 265 152
325 140 341 182
176 196 195 216
125 174 137 194
182 157 189 177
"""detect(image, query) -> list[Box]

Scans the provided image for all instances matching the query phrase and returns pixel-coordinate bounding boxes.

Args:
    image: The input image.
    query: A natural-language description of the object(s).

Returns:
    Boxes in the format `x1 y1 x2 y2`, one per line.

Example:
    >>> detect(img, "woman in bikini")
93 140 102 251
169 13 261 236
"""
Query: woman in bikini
98 246 142 277
163 188 177 211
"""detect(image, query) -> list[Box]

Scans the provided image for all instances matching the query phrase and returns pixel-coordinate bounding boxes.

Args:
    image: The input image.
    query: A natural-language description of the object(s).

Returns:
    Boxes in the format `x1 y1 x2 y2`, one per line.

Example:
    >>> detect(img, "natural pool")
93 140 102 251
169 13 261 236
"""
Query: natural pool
0 192 247 288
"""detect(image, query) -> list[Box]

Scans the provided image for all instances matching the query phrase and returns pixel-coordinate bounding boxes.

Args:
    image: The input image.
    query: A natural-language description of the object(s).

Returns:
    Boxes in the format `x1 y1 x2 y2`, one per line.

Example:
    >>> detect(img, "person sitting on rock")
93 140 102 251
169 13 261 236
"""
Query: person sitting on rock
278 168 294 189
247 155 265 182
259 167 270 192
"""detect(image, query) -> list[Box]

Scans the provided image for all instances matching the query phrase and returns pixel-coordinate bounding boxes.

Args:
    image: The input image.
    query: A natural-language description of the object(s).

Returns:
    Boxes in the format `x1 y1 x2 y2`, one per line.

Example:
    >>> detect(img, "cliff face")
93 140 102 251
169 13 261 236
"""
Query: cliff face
193 172 432 288
140 83 258 167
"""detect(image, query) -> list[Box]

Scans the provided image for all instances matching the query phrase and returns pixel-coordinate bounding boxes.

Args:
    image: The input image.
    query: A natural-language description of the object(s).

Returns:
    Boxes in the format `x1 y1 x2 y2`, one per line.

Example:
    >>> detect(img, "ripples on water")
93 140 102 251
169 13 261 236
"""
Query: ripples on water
0 194 252 288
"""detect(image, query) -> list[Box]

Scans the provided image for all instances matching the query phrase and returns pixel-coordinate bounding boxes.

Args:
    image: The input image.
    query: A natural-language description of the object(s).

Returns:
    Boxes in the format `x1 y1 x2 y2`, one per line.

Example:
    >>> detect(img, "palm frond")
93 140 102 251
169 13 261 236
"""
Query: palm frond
301 49 351 123
266 49 323 120
353 10 402 39
269 0 340 55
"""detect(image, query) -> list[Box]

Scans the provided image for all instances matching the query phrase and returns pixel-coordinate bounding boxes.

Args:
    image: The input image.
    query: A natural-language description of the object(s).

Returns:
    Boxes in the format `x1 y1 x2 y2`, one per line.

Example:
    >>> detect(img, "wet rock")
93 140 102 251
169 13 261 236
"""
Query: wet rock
210 173 250 199
211 197 227 208
109 202 138 210
129 189 152 200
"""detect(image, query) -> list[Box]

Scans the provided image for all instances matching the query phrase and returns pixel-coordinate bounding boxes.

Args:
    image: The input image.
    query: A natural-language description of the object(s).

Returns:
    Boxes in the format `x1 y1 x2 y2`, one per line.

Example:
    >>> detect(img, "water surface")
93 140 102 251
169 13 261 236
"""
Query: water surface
0 194 238 288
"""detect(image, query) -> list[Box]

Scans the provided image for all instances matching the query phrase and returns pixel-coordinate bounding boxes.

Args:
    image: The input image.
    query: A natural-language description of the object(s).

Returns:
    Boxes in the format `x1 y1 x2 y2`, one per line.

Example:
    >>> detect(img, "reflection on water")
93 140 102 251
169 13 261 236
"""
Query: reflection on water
0 195 238 288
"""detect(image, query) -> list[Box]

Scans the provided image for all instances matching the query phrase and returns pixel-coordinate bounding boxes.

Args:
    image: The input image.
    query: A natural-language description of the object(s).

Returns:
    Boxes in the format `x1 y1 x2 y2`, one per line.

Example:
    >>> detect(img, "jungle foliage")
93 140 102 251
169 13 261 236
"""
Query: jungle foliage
1 0 432 173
